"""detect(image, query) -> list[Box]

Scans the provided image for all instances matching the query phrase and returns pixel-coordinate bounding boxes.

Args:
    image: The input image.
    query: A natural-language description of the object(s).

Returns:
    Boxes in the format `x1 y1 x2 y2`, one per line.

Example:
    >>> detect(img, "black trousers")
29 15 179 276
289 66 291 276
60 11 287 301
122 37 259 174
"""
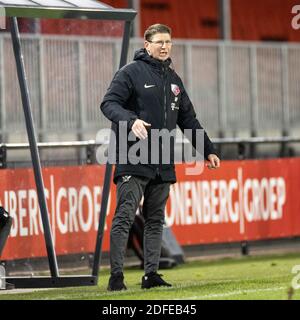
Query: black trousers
110 175 170 275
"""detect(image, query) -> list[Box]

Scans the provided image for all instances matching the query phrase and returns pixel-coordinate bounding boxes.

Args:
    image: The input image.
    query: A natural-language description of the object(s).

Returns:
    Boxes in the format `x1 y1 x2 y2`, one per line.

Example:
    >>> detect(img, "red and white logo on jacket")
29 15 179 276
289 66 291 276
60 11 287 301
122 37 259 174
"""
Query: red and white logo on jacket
171 84 180 96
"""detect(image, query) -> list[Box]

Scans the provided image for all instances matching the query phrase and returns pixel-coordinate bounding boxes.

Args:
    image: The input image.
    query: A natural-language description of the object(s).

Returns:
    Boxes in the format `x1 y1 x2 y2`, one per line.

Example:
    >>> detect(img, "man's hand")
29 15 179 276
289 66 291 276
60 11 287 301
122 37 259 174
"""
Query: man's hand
207 154 221 169
131 119 151 140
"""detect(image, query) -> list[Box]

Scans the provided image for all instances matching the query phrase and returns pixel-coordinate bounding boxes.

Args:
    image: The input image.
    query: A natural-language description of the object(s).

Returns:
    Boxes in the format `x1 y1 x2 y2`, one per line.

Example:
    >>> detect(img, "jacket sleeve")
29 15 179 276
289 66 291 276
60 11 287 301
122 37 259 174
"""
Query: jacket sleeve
177 85 218 160
100 68 138 128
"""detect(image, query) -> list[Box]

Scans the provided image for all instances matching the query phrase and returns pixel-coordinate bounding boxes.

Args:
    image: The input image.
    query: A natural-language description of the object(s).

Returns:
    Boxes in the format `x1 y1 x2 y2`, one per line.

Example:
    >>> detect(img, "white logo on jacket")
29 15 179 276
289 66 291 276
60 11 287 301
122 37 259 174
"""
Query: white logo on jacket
171 84 180 110
171 84 180 96
171 103 179 111
122 175 132 182
144 84 155 89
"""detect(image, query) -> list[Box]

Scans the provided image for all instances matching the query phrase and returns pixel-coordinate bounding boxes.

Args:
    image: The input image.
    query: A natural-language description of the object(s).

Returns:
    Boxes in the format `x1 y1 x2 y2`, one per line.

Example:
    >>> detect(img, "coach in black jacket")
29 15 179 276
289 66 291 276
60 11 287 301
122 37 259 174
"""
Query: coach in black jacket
100 24 220 291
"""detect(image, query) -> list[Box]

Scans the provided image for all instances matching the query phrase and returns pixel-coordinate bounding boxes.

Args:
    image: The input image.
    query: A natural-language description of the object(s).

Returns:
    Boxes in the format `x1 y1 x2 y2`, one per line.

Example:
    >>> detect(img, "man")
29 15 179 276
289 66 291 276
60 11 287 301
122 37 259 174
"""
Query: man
100 24 220 291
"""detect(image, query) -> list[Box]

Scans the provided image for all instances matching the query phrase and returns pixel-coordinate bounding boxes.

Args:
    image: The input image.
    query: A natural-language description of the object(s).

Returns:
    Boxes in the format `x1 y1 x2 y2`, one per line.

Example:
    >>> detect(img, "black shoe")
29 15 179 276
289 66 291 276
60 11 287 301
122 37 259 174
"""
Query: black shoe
5 282 15 290
141 272 172 289
107 272 127 291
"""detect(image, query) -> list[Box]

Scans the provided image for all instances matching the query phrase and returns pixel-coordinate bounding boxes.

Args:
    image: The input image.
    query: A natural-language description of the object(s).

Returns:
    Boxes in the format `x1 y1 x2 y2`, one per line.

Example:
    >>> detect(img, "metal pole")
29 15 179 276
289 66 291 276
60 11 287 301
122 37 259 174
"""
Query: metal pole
0 36 6 143
219 0 231 40
280 45 290 157
92 20 132 277
10 17 59 277
77 39 86 161
38 37 46 146
129 0 140 37
218 43 227 134
249 45 259 158
217 43 227 157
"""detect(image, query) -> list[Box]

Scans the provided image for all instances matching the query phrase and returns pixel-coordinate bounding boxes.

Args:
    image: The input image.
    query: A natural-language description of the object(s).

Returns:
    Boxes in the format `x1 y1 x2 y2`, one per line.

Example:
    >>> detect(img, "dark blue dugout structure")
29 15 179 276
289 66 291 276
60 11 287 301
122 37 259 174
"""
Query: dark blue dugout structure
1 0 136 288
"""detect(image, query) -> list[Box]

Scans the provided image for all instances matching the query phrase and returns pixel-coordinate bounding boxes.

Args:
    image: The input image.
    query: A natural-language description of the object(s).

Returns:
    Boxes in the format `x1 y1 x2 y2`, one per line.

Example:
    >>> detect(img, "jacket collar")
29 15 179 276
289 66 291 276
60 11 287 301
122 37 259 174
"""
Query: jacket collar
133 48 172 71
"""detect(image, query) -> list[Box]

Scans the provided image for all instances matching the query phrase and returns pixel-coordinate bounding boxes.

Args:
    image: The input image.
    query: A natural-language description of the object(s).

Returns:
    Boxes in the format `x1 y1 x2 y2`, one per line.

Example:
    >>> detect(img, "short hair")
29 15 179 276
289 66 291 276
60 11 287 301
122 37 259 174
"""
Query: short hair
144 24 172 41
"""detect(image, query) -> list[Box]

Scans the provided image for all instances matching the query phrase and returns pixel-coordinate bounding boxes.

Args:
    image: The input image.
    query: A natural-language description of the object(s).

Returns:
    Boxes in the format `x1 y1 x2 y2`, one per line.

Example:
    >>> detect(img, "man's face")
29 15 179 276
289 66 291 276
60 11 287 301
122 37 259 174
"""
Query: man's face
144 32 172 61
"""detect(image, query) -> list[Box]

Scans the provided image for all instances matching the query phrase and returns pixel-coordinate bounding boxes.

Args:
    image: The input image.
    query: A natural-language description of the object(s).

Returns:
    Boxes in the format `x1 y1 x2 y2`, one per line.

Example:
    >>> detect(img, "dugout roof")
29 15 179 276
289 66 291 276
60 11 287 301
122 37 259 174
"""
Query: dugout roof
0 0 136 21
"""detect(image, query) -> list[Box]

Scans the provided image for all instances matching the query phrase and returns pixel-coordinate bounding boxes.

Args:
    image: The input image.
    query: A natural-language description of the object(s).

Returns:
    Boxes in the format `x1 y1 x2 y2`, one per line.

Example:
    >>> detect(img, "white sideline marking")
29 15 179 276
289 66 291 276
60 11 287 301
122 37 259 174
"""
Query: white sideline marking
180 286 286 300
0 288 57 295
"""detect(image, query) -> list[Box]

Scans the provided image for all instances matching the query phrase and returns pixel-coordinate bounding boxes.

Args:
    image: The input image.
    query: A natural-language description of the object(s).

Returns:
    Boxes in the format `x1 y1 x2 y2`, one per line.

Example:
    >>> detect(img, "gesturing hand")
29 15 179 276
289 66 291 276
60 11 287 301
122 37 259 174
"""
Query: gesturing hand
207 154 221 169
131 119 151 140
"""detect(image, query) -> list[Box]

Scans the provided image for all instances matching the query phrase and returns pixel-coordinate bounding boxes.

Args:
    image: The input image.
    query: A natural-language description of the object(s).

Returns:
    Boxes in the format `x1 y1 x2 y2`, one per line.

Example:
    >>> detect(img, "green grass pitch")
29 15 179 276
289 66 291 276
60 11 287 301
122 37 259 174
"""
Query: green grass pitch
0 252 299 300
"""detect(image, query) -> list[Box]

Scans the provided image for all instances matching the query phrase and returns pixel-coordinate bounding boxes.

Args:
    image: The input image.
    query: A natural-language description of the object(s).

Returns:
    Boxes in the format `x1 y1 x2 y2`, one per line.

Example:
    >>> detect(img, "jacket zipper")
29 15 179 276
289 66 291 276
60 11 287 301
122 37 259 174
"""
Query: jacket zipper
157 66 168 177
163 66 167 128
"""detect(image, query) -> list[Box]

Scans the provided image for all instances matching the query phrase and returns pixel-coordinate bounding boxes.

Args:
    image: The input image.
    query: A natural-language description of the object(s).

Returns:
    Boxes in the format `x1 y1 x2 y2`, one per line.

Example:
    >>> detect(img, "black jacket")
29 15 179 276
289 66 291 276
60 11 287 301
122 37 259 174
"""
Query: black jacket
100 48 217 184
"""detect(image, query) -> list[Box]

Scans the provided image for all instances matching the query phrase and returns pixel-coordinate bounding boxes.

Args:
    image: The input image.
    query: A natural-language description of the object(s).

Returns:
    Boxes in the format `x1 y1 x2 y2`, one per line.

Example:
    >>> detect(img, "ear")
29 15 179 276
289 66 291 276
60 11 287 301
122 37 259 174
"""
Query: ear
144 41 151 55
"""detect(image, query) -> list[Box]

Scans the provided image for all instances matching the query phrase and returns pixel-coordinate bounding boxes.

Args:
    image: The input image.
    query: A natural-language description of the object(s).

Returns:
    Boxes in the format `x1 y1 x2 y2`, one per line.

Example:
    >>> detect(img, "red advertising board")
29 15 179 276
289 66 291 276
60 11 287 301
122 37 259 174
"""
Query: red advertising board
1 158 300 260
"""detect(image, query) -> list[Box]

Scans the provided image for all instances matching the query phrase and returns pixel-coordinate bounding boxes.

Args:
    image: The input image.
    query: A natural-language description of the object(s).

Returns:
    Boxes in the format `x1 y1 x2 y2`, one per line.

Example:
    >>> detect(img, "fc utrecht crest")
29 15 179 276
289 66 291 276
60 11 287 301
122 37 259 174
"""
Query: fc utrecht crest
171 84 180 96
